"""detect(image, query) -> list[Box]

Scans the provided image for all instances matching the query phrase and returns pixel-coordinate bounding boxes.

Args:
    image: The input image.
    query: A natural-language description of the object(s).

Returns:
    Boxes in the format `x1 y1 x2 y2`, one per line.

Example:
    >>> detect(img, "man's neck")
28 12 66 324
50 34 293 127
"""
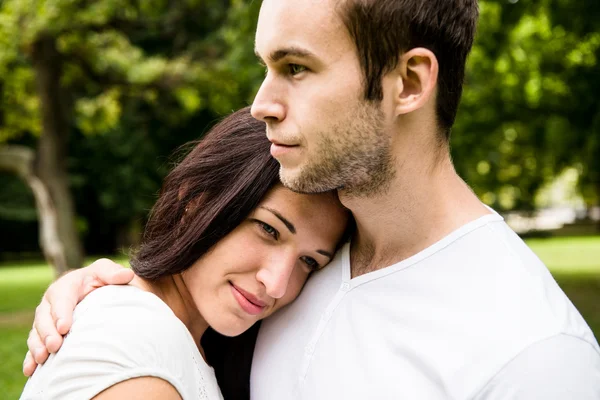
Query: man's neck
340 149 491 278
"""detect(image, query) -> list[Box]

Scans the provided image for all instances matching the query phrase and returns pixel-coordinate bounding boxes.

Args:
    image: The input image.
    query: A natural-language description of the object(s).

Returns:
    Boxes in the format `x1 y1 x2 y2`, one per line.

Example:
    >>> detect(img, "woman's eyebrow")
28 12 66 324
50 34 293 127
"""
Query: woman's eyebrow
259 206 296 234
317 250 333 259
258 206 334 258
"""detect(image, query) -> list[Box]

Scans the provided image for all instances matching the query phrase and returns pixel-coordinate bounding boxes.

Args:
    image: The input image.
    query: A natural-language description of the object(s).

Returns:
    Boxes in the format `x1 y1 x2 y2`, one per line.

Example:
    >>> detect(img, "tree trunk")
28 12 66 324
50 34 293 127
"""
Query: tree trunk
0 146 70 276
29 35 84 274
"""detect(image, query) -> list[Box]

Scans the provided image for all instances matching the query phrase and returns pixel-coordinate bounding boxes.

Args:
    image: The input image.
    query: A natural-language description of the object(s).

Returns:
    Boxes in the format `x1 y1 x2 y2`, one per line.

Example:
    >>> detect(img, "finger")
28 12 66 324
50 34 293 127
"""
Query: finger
48 298 75 337
45 259 132 337
33 299 63 352
43 270 82 336
44 335 64 355
89 258 134 285
107 267 135 284
27 327 49 364
23 351 37 377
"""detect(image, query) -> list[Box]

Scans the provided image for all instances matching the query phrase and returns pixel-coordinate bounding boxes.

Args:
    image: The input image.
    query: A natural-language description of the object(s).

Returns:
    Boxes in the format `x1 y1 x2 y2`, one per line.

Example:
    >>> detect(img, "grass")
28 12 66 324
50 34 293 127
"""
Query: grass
0 325 33 396
0 261 52 396
0 258 128 397
0 262 54 314
1 237 599 397
527 236 600 336
526 236 600 274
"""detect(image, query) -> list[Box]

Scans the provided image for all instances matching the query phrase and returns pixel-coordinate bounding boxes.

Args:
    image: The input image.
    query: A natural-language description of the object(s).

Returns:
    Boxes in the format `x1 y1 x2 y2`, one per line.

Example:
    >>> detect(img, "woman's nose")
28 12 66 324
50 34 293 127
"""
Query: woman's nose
256 254 296 299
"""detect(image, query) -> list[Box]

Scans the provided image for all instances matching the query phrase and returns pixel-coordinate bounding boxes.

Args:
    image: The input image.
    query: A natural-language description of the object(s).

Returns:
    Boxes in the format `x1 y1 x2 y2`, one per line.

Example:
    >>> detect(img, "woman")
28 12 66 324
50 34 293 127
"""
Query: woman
20 107 351 400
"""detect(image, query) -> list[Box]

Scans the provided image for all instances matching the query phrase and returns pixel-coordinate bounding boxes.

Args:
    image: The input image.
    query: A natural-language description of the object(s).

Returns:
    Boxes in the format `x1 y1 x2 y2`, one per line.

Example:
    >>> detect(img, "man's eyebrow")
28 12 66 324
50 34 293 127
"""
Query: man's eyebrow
260 206 296 234
254 47 316 64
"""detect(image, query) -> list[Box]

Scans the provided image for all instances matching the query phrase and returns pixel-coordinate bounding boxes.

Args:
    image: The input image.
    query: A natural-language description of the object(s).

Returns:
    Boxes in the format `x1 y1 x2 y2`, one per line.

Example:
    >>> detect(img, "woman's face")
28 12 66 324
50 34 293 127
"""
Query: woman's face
181 184 349 337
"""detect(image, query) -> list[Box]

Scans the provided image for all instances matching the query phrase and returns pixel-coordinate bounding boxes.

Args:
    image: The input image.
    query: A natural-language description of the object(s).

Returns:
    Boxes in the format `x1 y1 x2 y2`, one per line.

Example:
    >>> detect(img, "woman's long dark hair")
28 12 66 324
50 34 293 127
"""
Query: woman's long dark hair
131 106 279 399
131 106 279 279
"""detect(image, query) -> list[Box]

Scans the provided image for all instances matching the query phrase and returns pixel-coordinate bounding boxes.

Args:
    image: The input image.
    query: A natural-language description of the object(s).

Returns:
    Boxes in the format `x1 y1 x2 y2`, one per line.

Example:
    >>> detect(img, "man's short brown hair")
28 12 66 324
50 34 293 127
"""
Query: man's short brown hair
336 0 479 139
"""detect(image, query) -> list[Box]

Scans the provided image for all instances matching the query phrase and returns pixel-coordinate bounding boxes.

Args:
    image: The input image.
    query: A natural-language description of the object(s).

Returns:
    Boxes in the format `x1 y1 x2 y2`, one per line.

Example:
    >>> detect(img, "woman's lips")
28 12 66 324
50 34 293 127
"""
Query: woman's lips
230 283 266 316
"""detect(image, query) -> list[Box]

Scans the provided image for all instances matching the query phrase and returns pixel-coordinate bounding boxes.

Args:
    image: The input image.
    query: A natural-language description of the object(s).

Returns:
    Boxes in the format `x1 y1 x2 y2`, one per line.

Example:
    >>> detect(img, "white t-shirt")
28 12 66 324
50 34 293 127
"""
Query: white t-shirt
251 213 600 399
21 285 223 400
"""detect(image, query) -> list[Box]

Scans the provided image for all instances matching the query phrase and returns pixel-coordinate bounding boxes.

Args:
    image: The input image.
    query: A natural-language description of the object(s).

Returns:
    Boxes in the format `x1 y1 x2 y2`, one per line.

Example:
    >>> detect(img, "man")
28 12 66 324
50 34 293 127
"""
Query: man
25 0 600 398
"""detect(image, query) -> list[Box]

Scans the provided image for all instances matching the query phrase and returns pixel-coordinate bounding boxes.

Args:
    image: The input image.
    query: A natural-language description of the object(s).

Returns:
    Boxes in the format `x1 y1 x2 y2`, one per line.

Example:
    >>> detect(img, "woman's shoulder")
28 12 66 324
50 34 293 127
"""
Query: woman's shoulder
73 285 184 335
21 285 219 400
74 284 171 317
71 285 196 355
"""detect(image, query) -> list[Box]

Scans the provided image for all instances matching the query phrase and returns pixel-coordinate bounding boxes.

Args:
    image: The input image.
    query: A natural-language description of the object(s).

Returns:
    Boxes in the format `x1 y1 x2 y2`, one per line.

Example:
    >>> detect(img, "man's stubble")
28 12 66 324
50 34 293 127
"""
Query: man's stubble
279 101 396 198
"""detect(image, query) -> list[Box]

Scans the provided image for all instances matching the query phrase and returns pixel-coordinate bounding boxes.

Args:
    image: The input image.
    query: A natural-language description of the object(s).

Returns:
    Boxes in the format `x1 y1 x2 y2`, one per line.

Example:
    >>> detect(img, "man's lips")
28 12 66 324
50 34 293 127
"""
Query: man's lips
230 283 268 316
268 137 297 146
270 142 299 158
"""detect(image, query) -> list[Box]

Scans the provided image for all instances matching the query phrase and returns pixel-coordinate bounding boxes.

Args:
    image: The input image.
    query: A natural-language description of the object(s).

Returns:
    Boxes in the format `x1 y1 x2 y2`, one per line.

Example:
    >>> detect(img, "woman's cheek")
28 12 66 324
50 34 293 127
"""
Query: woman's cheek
280 268 310 309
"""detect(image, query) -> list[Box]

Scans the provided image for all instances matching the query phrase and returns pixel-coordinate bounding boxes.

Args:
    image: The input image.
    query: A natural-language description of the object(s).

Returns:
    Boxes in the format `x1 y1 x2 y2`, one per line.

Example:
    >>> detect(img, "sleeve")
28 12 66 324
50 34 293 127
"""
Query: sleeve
20 290 193 400
472 334 600 400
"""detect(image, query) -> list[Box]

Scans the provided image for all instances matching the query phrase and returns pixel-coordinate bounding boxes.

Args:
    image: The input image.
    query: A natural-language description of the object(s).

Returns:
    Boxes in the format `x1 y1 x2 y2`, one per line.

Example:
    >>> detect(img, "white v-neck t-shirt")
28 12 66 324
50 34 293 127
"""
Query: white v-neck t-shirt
21 285 223 400
251 213 600 399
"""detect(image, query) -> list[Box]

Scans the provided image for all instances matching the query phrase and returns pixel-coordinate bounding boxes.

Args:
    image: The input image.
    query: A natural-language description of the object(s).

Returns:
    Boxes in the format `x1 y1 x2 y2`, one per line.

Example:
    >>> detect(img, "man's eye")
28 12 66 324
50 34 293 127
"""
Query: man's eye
289 64 307 75
301 256 320 271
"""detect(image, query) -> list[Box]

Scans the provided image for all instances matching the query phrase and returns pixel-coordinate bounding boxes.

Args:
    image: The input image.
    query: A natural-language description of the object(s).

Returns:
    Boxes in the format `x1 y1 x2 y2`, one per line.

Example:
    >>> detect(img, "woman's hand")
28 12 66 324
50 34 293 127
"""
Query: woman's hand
23 259 134 376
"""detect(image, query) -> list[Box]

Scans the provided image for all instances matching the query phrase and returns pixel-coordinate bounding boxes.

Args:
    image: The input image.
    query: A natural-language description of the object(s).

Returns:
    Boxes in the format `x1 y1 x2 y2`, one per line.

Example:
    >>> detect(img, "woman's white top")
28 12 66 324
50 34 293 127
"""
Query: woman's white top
21 285 223 400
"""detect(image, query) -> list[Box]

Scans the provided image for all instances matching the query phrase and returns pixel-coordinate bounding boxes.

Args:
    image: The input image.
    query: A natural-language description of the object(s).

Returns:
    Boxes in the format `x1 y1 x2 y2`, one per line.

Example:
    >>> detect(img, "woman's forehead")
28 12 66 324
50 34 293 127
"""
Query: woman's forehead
259 186 341 218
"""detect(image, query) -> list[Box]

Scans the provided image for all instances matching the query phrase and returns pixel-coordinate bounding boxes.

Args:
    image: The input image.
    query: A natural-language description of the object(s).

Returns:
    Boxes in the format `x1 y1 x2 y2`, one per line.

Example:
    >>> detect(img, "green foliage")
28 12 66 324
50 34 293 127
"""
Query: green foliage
0 0 599 254
455 0 600 210
0 0 262 250
0 174 37 221
0 0 260 139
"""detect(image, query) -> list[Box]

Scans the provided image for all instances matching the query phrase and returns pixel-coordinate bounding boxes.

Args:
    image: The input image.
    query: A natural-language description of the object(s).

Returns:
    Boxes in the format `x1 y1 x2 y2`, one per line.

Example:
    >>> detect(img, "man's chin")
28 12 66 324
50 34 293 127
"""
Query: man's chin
278 166 337 194
278 167 307 193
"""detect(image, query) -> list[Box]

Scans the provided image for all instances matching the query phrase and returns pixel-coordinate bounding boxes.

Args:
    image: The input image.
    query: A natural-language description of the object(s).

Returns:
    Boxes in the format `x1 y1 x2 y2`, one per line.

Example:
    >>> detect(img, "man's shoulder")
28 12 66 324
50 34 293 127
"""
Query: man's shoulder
433 218 593 338
442 217 538 267
472 334 600 400
414 219 600 397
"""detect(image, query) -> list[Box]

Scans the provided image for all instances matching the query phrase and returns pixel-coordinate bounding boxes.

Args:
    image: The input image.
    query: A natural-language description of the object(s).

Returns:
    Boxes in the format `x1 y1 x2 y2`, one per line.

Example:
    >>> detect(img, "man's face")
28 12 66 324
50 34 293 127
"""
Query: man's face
252 0 395 196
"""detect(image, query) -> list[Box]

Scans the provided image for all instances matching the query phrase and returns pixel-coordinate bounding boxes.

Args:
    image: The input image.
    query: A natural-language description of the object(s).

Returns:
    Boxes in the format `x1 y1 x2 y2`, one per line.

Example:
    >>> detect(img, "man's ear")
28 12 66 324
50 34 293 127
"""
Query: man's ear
390 47 438 117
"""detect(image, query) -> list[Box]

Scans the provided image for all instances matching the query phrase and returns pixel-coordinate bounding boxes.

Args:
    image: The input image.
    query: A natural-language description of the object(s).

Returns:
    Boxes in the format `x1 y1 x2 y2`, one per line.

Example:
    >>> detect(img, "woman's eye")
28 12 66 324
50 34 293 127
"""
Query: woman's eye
301 256 320 271
289 64 307 75
258 221 279 240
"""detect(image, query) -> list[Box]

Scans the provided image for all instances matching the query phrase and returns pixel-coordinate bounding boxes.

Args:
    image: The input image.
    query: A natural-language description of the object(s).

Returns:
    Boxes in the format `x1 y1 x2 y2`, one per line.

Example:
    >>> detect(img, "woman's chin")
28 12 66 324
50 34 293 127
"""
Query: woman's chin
209 317 254 337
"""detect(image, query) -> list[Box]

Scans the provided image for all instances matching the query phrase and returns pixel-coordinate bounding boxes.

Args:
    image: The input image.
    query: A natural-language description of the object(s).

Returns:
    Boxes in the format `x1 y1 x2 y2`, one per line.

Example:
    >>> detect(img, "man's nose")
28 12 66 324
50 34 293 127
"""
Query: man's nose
251 76 286 123
256 254 296 299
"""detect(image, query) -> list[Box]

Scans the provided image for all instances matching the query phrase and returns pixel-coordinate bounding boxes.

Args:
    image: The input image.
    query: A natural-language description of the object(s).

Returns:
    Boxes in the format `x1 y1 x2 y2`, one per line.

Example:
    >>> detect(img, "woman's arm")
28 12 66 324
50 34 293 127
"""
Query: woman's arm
94 377 183 400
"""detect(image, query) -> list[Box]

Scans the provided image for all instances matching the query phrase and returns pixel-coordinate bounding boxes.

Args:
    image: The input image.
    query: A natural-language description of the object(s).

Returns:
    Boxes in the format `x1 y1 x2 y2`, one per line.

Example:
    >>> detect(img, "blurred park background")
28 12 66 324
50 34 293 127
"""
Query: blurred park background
0 0 599 396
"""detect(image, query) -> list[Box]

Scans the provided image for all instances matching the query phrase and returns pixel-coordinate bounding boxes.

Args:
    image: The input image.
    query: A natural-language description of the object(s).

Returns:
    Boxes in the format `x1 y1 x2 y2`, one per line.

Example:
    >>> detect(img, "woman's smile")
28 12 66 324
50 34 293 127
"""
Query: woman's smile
230 283 268 316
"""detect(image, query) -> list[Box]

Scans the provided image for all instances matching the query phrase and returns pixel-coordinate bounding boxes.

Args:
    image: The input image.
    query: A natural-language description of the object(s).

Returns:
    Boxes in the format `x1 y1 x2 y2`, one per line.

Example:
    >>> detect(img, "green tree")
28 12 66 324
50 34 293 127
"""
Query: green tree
454 0 600 214
0 0 262 273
